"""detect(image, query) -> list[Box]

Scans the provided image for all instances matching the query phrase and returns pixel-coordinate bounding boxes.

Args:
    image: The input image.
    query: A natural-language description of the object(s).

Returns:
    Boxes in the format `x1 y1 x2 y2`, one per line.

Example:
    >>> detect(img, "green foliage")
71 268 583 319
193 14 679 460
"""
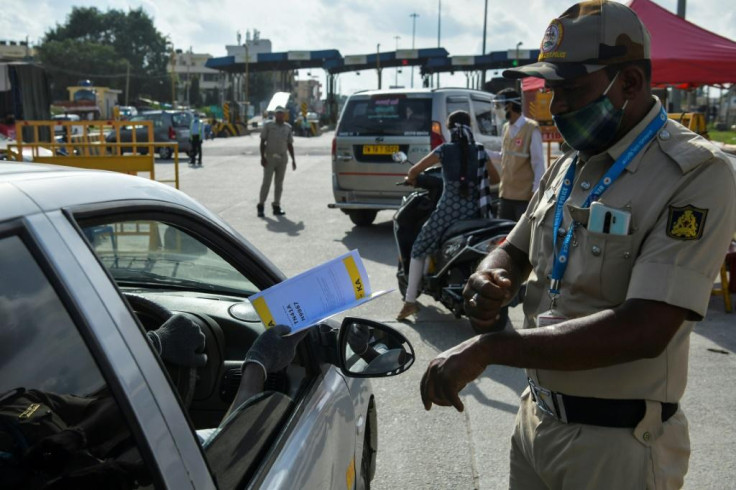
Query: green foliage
38 6 170 103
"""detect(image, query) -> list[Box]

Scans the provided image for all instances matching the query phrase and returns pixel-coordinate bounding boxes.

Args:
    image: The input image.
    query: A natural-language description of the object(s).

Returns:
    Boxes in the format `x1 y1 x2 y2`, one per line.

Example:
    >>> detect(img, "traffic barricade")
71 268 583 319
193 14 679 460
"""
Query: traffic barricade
5 119 180 189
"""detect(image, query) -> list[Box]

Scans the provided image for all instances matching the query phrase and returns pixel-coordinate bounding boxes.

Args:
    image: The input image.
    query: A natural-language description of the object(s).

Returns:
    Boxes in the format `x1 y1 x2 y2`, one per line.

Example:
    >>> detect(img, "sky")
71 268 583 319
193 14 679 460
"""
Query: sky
2 0 735 97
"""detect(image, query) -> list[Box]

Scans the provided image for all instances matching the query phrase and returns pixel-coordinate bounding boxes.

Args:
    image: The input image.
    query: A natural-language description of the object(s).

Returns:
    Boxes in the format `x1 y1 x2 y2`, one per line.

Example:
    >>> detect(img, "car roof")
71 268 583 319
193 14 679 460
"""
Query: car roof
348 87 493 98
0 163 221 224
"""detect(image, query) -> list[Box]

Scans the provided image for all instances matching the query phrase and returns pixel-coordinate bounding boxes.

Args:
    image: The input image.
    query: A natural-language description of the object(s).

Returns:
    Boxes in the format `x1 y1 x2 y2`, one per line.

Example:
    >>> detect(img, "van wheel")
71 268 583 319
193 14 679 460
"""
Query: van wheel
348 210 377 227
158 147 173 160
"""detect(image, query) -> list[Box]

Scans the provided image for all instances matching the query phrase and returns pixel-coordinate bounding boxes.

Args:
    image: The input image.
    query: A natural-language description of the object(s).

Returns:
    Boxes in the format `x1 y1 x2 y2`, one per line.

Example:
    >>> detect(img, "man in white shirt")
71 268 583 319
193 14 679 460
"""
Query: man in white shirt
487 89 545 221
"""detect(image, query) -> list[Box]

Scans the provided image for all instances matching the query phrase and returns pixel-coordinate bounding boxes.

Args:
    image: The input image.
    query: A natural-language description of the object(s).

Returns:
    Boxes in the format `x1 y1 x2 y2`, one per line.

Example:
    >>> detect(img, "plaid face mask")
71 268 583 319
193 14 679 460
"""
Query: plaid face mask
552 72 628 152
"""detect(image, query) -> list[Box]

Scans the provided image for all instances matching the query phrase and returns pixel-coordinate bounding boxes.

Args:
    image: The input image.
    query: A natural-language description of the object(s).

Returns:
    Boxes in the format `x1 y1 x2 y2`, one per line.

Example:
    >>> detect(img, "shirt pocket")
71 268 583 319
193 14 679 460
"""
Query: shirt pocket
528 196 557 269
571 227 636 305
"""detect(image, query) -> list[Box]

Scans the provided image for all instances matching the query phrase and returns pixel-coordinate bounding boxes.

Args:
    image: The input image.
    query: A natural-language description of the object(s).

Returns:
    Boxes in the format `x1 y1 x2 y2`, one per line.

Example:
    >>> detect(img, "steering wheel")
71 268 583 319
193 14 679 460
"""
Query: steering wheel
124 293 199 408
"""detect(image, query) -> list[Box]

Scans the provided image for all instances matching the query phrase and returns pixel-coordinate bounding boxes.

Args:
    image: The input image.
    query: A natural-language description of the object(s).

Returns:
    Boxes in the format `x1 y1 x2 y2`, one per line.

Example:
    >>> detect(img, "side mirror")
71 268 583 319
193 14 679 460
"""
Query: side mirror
392 151 408 163
338 317 415 378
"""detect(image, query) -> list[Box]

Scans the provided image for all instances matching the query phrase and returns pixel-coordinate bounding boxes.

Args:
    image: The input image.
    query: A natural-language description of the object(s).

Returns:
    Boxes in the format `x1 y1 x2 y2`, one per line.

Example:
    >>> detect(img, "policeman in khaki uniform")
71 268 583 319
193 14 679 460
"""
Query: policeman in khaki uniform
419 1 736 488
258 106 296 217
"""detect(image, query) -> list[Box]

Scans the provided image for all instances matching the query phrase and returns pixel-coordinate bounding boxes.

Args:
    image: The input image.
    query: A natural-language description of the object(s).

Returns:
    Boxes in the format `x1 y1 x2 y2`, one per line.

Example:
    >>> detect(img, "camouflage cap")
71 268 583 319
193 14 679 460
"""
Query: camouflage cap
503 0 650 80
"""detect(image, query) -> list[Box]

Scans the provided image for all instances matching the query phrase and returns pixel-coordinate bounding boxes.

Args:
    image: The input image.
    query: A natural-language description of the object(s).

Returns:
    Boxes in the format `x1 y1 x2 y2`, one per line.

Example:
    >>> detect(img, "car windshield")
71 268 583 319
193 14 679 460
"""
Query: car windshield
338 96 432 136
82 220 258 296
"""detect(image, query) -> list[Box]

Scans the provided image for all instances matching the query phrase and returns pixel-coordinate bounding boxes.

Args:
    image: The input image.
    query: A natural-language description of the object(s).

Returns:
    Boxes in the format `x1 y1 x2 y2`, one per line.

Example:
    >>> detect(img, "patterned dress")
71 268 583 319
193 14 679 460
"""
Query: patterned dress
411 142 484 258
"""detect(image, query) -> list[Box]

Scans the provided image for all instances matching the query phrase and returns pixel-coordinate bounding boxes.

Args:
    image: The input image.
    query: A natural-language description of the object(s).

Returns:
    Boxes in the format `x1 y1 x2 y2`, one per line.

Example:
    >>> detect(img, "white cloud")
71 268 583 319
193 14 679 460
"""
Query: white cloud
3 0 735 95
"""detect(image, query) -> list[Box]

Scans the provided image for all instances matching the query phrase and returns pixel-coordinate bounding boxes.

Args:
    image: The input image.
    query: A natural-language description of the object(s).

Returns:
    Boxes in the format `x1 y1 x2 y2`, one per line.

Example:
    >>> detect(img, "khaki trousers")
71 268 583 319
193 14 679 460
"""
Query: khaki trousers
509 388 690 489
259 153 288 206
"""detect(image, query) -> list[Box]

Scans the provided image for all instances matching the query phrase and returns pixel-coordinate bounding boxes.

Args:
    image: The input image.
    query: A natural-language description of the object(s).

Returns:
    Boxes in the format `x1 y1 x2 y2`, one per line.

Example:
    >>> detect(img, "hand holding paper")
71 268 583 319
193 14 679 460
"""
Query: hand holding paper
249 250 391 333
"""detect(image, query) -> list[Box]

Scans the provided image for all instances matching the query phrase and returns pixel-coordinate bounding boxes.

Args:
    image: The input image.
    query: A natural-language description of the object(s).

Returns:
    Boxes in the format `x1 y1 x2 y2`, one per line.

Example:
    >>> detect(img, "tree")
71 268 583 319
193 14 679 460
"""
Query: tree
38 7 169 103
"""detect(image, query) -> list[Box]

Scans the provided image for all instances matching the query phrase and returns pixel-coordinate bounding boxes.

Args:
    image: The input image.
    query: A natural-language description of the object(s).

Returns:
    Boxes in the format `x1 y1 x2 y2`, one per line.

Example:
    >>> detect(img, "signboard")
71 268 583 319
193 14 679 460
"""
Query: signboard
395 49 419 60
507 49 532 59
288 51 311 61
451 56 476 66
540 126 562 143
344 55 367 65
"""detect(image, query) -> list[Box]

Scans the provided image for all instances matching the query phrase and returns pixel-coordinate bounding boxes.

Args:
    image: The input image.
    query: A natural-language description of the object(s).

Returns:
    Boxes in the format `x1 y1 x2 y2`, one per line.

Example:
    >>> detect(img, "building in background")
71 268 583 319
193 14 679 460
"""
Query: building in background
0 40 34 61
169 50 226 107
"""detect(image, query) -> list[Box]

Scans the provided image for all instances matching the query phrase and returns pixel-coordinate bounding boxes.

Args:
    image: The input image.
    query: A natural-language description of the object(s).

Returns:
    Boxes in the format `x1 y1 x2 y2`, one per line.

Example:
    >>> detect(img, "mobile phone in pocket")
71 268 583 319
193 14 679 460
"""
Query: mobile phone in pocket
587 202 631 235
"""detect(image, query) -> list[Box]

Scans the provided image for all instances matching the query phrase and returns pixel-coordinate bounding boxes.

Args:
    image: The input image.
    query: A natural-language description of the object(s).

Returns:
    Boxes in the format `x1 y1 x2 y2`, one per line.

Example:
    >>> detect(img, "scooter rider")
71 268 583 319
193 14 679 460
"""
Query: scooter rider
397 110 499 321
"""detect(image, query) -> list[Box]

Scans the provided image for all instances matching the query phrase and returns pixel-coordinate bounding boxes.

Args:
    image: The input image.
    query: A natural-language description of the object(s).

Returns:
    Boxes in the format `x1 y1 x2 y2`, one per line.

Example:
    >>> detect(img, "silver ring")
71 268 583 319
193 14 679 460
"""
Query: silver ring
468 293 479 307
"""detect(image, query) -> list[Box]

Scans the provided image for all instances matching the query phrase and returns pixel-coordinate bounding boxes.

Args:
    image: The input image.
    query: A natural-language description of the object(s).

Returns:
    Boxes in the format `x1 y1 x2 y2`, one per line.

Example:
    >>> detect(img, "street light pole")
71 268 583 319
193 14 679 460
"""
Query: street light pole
410 12 419 88
394 35 400 88
515 42 523 92
482 0 489 87
376 43 382 89
436 0 441 88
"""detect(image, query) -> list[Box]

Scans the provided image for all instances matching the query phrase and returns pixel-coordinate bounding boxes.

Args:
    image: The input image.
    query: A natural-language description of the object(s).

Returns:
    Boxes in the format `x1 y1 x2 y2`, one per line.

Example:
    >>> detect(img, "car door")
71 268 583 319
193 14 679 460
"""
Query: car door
0 210 213 489
65 202 361 489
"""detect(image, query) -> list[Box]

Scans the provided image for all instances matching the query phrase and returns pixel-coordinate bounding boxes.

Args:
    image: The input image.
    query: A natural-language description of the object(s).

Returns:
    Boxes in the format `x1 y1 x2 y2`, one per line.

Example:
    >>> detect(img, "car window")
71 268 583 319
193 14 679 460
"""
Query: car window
338 96 432 136
471 96 496 136
81 220 259 296
171 112 191 128
0 234 156 488
445 95 471 118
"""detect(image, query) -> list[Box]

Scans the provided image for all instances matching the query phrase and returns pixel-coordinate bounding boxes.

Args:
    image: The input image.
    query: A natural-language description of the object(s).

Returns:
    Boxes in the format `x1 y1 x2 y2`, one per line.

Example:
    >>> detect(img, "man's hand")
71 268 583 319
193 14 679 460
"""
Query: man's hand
463 268 514 331
261 156 267 167
292 160 297 170
243 325 309 380
420 338 489 412
146 314 207 367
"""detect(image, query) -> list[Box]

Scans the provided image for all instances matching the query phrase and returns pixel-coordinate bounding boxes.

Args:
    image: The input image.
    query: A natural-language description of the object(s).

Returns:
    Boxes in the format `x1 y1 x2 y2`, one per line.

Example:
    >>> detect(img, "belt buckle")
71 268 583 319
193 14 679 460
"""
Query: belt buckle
528 378 566 422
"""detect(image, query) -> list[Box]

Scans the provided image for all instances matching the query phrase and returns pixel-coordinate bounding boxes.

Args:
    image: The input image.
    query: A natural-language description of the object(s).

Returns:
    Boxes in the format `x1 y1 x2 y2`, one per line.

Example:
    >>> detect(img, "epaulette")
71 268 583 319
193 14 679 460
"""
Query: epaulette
656 119 721 175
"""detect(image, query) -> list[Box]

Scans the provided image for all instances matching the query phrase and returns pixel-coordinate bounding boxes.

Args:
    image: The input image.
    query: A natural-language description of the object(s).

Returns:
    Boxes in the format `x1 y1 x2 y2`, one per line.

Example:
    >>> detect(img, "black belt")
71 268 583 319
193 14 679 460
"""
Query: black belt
528 378 678 428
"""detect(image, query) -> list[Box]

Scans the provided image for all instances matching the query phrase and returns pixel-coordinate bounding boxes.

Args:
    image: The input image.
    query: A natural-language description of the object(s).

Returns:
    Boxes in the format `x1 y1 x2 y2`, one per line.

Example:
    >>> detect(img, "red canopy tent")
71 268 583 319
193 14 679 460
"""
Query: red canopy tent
522 0 736 92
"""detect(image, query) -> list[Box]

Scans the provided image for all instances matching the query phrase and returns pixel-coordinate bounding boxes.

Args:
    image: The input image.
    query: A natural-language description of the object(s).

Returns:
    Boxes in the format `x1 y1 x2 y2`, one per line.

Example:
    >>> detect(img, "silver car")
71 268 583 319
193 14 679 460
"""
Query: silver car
0 163 414 489
329 88 502 226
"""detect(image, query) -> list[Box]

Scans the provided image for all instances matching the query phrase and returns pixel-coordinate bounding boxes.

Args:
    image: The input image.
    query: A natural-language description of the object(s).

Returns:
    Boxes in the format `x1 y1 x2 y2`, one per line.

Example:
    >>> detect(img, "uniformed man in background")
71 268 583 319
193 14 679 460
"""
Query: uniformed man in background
487 88 545 221
420 1 736 488
258 106 296 217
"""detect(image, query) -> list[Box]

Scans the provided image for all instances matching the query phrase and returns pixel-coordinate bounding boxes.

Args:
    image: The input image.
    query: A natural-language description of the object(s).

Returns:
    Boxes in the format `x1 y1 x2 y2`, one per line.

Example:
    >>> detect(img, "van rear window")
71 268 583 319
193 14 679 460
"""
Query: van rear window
338 97 431 136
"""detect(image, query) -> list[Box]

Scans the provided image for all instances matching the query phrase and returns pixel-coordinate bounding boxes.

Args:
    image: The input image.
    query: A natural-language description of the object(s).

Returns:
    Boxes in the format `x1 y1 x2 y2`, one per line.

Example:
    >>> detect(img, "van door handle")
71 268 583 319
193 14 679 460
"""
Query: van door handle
337 155 353 161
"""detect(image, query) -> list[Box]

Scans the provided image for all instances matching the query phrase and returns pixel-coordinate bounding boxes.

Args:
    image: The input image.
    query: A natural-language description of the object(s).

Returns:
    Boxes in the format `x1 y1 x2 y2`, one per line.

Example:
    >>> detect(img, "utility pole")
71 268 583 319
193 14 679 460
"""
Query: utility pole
245 42 250 111
410 13 419 88
124 61 130 106
376 43 382 89
170 48 176 106
436 0 441 88
394 35 400 88
482 0 489 87
186 46 192 107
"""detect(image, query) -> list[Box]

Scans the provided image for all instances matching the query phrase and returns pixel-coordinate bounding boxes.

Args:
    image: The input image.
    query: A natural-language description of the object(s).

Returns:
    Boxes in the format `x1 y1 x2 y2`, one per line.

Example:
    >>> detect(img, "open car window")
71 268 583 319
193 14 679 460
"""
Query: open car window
81 220 259 296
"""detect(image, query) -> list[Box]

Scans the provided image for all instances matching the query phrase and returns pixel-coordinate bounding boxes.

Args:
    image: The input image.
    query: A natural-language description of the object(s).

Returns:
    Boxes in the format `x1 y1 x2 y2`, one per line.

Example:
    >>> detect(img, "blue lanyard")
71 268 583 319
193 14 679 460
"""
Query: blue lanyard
549 107 668 299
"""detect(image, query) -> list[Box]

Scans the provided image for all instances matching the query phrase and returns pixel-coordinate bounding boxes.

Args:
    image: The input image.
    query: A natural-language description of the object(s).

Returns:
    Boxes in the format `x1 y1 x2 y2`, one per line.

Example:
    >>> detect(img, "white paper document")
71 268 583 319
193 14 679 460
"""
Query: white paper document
249 250 392 332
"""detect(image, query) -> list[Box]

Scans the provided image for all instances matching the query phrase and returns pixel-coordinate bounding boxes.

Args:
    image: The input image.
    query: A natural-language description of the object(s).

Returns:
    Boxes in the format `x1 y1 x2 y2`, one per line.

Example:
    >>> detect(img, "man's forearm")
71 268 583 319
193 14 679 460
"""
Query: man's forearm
475 299 687 371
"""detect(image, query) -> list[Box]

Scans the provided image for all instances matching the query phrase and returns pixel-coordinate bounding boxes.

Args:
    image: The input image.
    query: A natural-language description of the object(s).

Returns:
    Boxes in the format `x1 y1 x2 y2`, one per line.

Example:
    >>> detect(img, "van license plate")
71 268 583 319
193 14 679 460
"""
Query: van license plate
363 145 399 155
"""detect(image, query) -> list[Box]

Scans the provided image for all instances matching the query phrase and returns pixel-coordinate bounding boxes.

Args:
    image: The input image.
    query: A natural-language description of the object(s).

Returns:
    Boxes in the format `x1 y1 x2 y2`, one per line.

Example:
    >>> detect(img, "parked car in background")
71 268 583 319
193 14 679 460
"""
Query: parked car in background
0 162 414 490
329 88 501 226
105 110 193 160
52 113 83 137
119 105 139 120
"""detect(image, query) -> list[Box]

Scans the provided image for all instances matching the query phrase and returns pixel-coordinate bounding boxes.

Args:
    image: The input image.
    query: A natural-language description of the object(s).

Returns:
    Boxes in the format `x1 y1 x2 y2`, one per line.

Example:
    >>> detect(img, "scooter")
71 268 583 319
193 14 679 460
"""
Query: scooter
392 152 518 333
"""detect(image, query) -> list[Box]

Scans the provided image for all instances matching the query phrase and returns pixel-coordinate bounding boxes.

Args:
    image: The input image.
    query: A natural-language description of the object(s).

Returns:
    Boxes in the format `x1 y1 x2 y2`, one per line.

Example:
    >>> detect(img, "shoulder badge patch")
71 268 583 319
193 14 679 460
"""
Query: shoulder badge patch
666 205 708 240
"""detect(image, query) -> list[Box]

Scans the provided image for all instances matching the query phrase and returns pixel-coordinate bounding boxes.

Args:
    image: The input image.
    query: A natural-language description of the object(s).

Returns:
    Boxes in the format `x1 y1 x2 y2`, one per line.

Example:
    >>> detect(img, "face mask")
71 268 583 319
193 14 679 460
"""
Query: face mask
552 72 629 152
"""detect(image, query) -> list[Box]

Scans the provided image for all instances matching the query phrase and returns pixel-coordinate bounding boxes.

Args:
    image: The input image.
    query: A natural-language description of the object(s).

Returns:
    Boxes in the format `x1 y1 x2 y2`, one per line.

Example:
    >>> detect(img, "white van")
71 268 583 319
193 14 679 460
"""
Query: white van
329 88 501 226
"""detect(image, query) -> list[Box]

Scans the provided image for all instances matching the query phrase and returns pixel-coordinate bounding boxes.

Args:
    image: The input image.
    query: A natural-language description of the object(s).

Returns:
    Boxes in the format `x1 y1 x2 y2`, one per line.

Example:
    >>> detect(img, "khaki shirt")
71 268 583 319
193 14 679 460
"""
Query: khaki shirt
507 97 736 402
261 121 293 157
